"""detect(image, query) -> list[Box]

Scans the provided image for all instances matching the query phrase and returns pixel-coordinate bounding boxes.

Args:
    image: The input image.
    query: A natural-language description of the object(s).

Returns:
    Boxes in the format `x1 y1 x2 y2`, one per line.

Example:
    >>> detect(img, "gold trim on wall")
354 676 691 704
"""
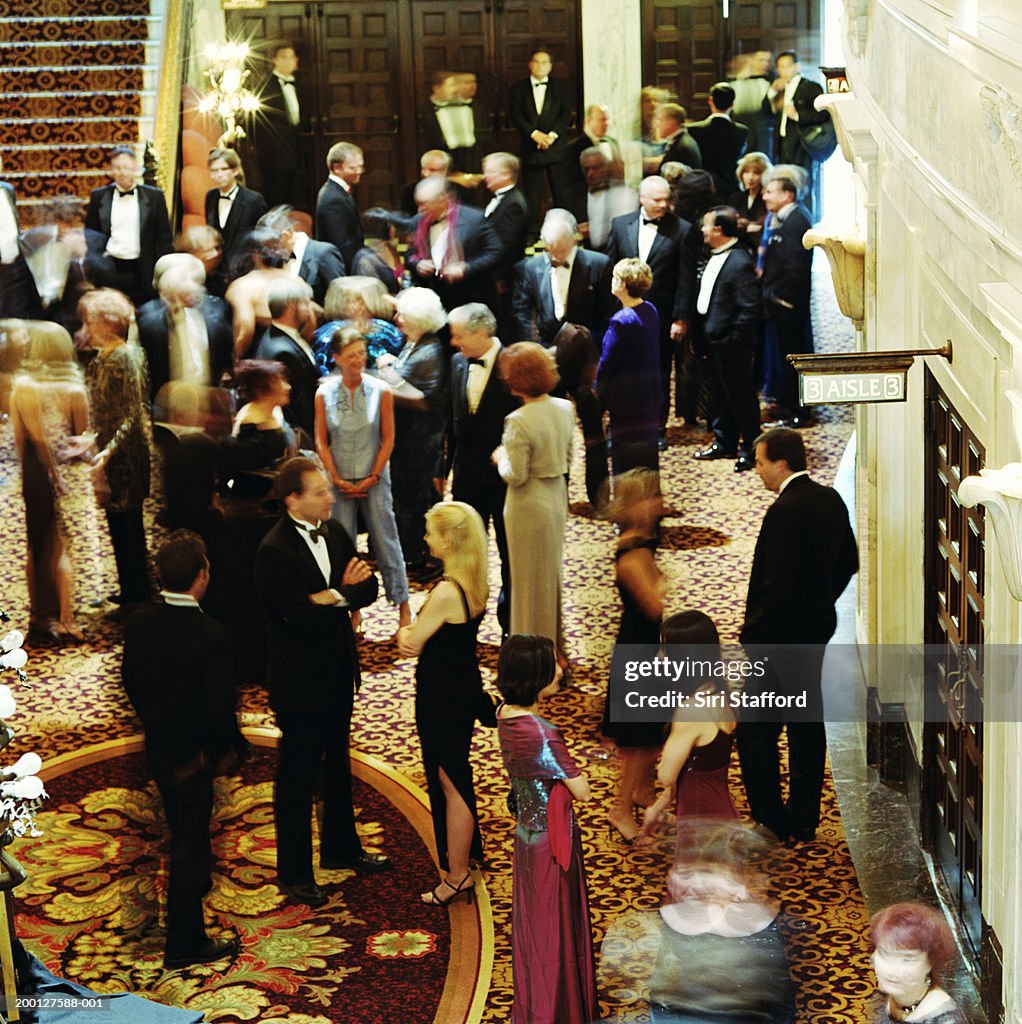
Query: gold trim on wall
154 0 189 222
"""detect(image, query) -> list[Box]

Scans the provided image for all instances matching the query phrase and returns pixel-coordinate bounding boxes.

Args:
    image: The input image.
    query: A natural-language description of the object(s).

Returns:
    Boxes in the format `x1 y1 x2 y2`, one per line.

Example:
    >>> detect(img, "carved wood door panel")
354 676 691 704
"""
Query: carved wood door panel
924 370 985 959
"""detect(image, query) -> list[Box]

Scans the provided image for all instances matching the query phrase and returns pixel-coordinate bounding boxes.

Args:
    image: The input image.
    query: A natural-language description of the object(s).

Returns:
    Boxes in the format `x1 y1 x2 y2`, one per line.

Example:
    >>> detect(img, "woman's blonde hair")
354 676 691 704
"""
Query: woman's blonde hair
425 501 489 616
613 258 653 298
20 321 82 383
324 275 395 322
609 467 660 525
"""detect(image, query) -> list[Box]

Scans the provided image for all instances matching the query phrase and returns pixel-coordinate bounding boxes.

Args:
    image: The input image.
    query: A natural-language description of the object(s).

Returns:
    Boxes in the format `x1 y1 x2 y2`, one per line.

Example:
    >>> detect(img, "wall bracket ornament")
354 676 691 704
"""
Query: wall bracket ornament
979 85 1022 188
843 0 871 59
803 229 866 329
958 465 1022 601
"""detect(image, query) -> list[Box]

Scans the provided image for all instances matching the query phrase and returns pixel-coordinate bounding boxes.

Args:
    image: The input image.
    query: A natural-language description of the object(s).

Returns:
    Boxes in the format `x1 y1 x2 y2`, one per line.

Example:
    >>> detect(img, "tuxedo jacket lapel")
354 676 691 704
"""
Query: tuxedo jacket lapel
566 254 586 313
537 262 556 321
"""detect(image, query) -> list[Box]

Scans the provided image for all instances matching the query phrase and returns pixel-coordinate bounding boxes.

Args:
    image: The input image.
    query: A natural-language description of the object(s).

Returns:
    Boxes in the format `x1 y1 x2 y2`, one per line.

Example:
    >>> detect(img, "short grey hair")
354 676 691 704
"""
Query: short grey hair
483 151 520 178
152 252 204 290
414 175 451 204
448 302 496 336
257 205 296 238
158 263 205 301
326 141 363 171
267 277 312 319
540 208 577 245
396 287 447 335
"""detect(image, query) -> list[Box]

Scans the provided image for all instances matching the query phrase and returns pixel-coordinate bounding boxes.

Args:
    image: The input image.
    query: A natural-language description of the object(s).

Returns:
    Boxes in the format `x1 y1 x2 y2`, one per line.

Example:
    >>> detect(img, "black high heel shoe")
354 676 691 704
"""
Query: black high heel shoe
421 873 475 907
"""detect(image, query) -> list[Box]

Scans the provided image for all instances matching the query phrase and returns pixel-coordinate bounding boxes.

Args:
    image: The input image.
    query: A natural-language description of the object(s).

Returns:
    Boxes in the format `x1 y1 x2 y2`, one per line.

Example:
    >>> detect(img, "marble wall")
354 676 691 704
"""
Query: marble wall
837 0 1022 1017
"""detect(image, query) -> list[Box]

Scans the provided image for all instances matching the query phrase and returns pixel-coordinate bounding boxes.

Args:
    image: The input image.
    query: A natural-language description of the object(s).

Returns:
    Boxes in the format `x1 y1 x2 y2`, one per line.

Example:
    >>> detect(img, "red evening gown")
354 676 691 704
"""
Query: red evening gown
674 727 739 821
498 711 598 1024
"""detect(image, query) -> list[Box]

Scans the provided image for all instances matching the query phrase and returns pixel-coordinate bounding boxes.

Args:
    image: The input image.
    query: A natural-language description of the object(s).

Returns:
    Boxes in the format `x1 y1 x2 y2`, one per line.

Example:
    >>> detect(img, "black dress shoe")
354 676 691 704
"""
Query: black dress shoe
278 880 329 906
164 936 240 970
788 827 817 843
734 453 755 472
694 443 737 461
320 851 391 873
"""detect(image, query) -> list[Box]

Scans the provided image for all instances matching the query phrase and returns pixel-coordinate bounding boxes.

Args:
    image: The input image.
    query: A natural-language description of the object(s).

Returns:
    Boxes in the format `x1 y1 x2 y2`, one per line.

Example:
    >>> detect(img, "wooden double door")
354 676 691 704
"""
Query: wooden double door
641 0 822 118
923 371 985 960
226 0 581 213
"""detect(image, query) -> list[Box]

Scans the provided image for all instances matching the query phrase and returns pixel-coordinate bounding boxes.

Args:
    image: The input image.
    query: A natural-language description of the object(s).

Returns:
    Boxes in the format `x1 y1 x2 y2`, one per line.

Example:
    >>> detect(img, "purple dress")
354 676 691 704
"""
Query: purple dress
674 727 739 820
498 711 598 1024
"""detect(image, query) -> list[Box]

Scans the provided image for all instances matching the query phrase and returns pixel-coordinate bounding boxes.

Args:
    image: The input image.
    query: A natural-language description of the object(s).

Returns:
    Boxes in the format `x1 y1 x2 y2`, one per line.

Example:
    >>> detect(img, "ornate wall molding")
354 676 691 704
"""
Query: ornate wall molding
803 228 866 329
959 465 1022 601
979 85 1022 189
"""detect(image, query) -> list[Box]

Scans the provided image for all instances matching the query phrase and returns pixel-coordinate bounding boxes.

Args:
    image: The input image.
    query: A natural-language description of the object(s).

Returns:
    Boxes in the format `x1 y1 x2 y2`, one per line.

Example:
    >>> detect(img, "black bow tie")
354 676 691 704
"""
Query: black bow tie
533 79 548 87
549 258 569 269
642 217 662 227
117 188 135 197
467 357 486 367
276 74 296 85
219 191 236 202
302 522 329 542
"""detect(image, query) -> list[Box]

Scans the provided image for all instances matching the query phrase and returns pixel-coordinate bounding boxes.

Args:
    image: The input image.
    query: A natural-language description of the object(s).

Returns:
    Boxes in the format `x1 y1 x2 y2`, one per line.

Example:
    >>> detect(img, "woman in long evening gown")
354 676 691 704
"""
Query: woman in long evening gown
492 342 575 658
497 634 598 1024
641 611 740 845
397 501 494 903
10 321 92 641
602 467 668 844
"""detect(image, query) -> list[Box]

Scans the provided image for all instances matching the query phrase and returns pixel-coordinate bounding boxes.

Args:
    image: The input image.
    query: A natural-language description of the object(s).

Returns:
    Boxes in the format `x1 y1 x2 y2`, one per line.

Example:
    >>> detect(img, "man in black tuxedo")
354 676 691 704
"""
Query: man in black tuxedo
84 145 173 306
655 104 703 171
136 257 234 413
507 49 576 237
0 155 39 318
760 173 814 426
737 428 858 843
250 277 319 438
204 148 268 284
406 175 501 312
687 83 749 196
562 104 625 219
436 304 519 633
607 175 696 447
765 52 828 214
315 142 365 274
254 44 304 209
258 206 345 307
690 206 761 472
511 209 611 505
421 70 482 174
482 151 529 325
122 530 245 968
255 458 387 908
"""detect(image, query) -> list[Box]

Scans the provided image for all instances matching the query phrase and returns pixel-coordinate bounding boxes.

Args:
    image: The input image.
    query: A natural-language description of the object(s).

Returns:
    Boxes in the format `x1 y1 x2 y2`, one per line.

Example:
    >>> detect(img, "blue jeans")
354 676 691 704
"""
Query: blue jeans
332 471 409 604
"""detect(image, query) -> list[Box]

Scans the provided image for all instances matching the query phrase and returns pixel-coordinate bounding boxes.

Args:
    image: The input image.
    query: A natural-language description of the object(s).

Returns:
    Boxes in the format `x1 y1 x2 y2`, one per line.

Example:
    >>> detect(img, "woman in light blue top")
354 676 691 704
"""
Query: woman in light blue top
315 326 411 630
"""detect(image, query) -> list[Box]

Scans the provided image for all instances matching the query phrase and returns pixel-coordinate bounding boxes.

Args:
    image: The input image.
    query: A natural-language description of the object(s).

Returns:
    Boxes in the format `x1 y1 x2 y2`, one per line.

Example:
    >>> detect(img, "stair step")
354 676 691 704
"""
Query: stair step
0 0 152 17
0 41 148 66
0 17 153 42
4 91 149 118
10 169 111 199
0 116 140 147
1 146 122 175
1 66 147 93
16 200 92 227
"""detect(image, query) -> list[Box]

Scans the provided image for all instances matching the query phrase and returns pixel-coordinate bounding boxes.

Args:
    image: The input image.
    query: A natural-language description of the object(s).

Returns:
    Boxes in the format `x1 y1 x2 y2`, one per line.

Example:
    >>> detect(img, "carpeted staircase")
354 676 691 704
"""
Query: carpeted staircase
0 0 161 226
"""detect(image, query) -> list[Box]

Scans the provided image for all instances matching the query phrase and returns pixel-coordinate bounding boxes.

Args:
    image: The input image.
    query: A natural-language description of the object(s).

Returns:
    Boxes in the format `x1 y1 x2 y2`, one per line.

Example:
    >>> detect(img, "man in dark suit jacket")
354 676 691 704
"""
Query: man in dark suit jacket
84 145 173 305
420 70 483 174
136 259 234 408
737 428 858 843
760 173 814 426
510 208 611 506
250 277 320 438
690 206 762 471
258 206 346 306
765 52 828 213
655 104 703 171
607 176 696 445
255 457 387 908
204 148 268 279
122 531 245 967
315 141 365 274
482 151 529 322
507 49 576 237
0 159 39 318
687 84 749 196
436 304 520 633
254 44 304 209
406 175 501 312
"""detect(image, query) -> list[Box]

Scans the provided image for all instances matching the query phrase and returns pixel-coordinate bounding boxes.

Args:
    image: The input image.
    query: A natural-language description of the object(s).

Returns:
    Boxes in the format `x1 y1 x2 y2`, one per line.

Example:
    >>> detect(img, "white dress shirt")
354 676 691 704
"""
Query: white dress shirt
286 231 310 277
273 320 317 366
549 247 576 321
778 470 808 493
531 76 548 115
435 103 475 149
466 339 501 413
428 218 450 271
484 185 513 219
287 514 348 606
105 188 140 259
276 74 300 126
328 174 352 193
696 240 739 315
638 216 660 264
217 185 239 229
169 305 211 385
780 74 802 138
159 591 201 608
0 190 19 264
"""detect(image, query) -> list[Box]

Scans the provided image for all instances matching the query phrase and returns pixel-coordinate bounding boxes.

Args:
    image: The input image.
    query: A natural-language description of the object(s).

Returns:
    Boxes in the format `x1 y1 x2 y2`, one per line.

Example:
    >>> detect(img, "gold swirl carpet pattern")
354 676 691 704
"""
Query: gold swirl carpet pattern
0 284 871 1021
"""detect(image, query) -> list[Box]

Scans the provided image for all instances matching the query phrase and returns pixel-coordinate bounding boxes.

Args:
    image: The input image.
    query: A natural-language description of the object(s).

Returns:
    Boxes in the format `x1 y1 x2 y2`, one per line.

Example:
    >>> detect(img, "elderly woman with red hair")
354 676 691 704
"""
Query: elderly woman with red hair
869 903 967 1023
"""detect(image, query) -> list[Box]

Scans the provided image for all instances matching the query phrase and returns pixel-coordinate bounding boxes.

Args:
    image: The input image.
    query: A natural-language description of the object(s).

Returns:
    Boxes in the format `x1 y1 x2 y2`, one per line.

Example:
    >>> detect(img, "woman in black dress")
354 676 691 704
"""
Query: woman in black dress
397 501 494 906
602 468 668 844
728 151 772 255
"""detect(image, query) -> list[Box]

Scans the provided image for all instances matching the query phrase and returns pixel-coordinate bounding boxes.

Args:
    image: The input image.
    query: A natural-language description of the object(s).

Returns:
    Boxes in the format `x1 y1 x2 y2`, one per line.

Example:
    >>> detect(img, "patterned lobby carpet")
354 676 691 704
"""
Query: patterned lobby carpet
0 277 872 1022
16 745 451 1024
